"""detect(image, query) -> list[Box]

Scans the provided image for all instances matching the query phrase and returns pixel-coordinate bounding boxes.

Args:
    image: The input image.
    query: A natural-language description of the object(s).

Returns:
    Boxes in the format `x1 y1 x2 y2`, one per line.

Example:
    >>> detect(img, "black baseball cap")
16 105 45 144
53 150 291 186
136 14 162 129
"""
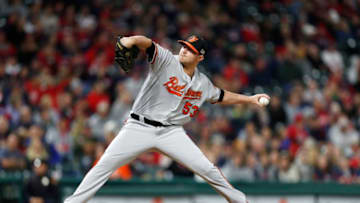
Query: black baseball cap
178 35 207 55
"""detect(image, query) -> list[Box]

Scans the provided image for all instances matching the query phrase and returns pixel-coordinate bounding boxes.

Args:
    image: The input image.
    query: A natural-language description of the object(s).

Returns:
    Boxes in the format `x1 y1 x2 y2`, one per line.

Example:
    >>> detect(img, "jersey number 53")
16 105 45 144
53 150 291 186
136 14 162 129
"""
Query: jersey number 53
182 101 199 118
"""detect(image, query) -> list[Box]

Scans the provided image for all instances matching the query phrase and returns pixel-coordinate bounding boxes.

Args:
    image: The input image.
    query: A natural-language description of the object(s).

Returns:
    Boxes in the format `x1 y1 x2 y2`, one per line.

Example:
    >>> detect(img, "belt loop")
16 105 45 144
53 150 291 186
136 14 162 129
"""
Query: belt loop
139 115 145 123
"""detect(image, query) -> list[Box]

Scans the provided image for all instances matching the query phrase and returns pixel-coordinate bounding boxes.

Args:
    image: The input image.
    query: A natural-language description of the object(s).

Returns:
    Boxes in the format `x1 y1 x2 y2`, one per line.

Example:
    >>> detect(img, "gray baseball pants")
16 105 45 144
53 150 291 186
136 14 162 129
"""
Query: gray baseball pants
64 119 247 203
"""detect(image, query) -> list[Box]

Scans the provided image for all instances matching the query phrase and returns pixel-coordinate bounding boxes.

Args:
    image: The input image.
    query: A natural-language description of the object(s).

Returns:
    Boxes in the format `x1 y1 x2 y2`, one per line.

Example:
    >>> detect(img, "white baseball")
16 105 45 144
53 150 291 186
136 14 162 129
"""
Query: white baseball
259 97 269 106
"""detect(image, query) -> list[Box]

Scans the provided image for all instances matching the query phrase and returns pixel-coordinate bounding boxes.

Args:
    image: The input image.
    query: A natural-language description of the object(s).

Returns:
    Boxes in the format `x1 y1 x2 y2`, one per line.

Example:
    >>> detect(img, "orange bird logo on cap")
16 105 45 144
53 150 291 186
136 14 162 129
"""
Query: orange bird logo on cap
188 36 199 42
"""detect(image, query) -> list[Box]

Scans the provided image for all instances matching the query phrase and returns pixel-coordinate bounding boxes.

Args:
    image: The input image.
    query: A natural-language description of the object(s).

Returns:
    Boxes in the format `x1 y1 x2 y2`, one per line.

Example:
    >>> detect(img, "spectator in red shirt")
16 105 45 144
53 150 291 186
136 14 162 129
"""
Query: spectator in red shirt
286 114 308 157
86 81 110 112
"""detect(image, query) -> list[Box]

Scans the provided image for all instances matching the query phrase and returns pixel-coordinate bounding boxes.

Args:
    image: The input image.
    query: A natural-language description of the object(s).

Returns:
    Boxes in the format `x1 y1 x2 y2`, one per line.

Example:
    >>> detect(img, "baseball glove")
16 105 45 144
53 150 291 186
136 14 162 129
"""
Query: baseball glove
115 36 140 73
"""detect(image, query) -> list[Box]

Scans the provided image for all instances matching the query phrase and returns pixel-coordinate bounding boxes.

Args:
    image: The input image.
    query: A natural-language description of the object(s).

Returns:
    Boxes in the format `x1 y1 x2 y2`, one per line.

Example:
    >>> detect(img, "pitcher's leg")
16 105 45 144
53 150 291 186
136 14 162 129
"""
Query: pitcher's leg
64 122 155 203
156 129 247 203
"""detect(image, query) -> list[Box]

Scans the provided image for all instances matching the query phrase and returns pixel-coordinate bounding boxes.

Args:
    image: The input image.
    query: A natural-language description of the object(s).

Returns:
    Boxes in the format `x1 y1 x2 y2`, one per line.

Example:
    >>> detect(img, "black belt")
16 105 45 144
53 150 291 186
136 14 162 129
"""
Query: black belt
130 113 171 127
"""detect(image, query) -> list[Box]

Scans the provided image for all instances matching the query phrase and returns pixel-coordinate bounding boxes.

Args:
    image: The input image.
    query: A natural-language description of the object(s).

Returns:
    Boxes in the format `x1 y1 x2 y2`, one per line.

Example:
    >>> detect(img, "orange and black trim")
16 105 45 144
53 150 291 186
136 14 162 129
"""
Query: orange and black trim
151 45 158 64
218 89 225 102
178 40 200 55
146 42 158 64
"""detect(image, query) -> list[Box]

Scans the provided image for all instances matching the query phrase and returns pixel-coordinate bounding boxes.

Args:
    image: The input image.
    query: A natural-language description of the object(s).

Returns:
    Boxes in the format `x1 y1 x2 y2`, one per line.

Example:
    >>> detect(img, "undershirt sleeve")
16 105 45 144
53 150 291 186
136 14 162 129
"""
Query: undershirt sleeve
146 42 156 62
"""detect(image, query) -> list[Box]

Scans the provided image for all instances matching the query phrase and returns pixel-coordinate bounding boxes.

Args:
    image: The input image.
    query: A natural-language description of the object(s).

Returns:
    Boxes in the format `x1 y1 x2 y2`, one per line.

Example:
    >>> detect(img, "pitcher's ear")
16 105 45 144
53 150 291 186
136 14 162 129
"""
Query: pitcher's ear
198 55 204 62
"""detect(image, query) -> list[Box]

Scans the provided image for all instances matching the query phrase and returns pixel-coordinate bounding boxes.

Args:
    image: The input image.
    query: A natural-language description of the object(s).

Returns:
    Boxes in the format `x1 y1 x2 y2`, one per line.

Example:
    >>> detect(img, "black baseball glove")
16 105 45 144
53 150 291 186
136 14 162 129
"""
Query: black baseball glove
115 36 140 73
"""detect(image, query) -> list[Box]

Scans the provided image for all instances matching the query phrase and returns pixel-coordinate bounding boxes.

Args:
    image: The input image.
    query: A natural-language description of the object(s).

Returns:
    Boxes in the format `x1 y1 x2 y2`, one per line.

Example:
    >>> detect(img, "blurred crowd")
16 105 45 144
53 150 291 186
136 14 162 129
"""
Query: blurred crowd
0 0 360 188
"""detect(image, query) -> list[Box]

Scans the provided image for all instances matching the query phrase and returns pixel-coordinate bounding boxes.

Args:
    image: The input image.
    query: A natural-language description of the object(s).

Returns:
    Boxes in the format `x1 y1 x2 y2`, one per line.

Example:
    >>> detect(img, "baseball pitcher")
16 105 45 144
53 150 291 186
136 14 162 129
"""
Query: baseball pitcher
64 34 270 203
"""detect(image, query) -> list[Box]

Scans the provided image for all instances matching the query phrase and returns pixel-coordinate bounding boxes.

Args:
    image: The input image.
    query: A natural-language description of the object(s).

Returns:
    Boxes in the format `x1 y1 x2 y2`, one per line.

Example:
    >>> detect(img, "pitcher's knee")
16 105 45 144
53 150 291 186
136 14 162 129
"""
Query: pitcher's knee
196 163 217 177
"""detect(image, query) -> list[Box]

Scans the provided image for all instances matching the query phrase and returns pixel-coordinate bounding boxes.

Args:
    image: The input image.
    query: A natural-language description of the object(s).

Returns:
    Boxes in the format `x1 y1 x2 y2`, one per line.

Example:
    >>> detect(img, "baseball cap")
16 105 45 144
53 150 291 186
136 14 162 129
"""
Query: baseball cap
178 35 207 55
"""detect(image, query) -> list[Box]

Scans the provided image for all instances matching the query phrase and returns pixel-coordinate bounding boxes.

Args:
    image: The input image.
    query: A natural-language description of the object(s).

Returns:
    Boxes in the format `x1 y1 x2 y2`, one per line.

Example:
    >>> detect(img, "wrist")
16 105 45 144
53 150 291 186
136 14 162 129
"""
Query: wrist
236 94 252 104
248 95 257 104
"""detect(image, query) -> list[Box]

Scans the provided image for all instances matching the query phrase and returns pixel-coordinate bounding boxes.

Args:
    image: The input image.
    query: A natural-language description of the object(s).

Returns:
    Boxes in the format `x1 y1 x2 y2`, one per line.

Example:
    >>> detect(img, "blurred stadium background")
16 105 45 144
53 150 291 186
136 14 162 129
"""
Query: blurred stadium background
0 0 360 202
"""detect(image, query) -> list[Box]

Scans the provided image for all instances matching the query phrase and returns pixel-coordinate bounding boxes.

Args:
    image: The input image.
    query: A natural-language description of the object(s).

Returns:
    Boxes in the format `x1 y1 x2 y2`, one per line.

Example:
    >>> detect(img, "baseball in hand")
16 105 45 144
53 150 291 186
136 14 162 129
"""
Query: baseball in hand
259 97 270 106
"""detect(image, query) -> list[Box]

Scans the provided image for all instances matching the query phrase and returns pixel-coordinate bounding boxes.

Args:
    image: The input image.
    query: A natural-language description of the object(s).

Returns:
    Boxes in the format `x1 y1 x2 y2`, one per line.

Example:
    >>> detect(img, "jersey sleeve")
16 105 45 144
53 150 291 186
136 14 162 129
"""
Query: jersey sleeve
204 76 222 104
146 42 173 73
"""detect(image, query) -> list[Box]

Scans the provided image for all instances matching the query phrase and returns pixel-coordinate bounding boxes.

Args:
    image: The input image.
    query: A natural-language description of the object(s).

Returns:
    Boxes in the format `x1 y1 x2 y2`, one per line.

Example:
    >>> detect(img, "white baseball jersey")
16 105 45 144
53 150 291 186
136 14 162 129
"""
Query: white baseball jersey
132 43 221 125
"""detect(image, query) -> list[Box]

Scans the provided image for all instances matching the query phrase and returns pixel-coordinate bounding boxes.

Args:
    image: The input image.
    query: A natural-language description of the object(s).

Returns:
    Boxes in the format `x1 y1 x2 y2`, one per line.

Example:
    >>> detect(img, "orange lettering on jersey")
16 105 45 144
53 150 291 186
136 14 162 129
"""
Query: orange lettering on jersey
163 76 186 97
163 77 202 100
184 88 202 100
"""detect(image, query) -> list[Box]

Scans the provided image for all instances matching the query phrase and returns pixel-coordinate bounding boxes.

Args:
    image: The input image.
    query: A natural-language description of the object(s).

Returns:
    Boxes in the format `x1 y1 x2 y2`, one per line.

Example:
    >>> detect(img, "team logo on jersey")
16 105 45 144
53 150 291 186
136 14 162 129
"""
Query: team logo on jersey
184 88 202 100
188 35 199 43
163 76 202 100
164 76 186 97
